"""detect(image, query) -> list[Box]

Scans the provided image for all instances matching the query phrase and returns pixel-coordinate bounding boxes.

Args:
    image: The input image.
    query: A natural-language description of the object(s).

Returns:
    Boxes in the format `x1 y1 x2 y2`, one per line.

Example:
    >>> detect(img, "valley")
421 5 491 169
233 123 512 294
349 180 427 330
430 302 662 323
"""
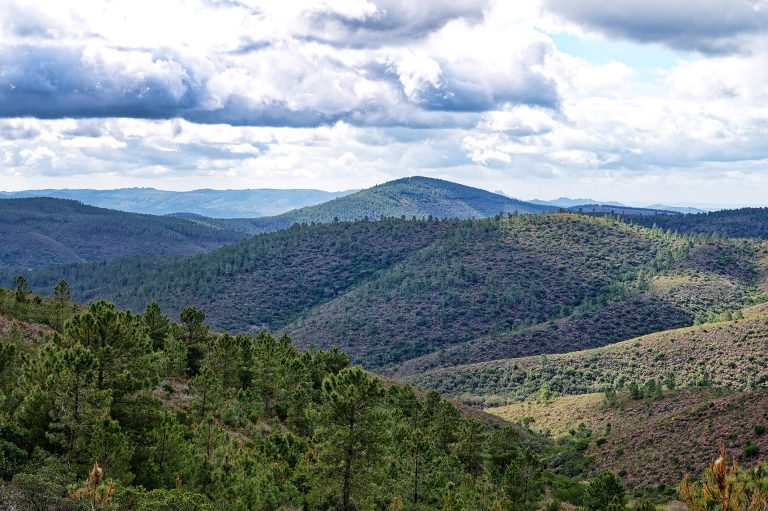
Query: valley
2 176 768 510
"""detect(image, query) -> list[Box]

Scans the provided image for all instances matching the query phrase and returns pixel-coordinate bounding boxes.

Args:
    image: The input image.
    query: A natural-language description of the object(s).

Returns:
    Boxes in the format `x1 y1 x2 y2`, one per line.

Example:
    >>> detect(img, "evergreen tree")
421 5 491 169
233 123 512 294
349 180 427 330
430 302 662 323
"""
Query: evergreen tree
65 301 156 405
89 417 134 483
52 280 71 330
148 410 190 488
13 275 29 303
311 366 388 511
501 447 544 511
143 301 170 351
583 471 626 511
47 344 109 466
190 365 223 421
178 306 209 376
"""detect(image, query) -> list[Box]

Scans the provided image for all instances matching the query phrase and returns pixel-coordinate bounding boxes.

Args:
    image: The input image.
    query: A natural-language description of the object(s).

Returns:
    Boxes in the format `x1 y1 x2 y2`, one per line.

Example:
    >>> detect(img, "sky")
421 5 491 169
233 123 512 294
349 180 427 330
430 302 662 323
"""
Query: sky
1 0 767 205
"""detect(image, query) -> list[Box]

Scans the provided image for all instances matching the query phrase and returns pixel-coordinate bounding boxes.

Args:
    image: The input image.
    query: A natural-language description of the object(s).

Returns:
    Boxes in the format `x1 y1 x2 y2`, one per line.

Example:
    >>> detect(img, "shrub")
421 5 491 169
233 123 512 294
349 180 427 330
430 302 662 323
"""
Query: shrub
583 471 626 511
743 442 760 458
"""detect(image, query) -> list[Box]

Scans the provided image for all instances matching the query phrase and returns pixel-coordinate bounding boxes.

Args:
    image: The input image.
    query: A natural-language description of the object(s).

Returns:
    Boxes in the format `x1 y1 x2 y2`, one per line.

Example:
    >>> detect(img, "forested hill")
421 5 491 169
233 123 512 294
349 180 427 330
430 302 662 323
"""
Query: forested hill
190 176 556 234
17 213 768 375
0 198 248 271
0 187 354 218
2 289 595 511
624 207 768 238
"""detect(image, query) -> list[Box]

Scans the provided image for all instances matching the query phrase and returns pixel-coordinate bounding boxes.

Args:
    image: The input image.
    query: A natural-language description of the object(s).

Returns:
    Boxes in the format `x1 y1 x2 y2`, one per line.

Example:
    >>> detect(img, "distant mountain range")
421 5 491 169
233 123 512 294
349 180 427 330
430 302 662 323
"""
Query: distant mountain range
0 187 355 218
530 197 625 208
531 197 704 214
6 177 763 275
2 184 710 219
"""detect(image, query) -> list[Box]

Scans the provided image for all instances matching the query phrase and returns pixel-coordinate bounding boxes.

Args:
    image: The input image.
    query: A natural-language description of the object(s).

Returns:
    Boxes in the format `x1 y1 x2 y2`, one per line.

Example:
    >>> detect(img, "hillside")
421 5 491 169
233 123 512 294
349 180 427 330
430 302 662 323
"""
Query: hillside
283 214 692 368
393 237 766 377
530 198 625 208
17 219 454 331
405 302 768 405
17 213 767 377
0 198 247 271
0 187 354 218
626 207 768 238
0 290 613 511
488 387 768 490
191 176 556 234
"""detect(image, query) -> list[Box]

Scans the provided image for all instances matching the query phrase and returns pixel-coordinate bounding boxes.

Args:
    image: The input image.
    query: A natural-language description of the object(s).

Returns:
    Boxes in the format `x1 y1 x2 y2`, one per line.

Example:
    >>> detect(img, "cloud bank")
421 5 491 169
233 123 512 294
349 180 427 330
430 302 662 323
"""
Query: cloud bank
545 0 768 54
1 0 767 205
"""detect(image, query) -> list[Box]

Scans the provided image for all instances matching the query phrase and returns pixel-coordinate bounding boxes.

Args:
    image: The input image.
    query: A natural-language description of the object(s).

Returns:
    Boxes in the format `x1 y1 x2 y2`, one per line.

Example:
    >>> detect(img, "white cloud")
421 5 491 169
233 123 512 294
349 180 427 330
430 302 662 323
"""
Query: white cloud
0 0 766 205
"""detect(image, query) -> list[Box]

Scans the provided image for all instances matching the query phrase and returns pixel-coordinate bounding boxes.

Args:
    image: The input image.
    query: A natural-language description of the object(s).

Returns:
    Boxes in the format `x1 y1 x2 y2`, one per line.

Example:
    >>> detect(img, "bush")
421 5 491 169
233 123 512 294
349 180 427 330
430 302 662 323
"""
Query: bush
743 442 760 458
583 471 626 511
755 424 766 436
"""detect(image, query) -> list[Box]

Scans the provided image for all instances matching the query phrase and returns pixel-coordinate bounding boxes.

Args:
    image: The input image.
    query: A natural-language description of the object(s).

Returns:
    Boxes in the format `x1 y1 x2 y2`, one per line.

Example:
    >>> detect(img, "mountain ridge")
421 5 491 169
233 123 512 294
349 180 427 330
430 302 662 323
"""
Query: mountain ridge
0 187 355 218
0 197 248 271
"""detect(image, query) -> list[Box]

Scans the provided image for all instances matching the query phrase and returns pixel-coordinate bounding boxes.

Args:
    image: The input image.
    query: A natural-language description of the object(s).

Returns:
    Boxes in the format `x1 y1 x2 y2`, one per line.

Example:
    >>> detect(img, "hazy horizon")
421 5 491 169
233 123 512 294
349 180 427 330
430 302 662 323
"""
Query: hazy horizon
1 178 762 211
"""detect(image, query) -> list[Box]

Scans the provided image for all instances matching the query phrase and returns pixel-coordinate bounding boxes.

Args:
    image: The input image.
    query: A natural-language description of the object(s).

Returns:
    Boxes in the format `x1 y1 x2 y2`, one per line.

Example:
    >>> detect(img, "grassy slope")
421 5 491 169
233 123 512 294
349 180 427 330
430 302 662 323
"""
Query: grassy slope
405 303 768 404
488 388 768 490
394 240 766 378
0 198 247 271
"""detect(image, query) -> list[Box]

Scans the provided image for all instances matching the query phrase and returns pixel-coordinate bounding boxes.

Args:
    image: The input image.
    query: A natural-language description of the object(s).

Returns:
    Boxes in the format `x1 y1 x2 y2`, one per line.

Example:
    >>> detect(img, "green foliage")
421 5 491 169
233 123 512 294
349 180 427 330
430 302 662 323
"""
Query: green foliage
743 442 760 458
205 175 553 235
584 471 627 511
14 275 29 303
19 212 739 375
2 295 596 510
628 207 768 239
143 301 170 351
309 366 387 510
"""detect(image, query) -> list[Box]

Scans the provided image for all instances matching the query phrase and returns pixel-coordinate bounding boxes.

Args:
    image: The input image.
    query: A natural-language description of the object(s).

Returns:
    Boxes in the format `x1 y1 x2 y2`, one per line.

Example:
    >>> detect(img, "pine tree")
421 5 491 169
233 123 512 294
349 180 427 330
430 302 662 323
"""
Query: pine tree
501 447 544 511
149 410 190 488
47 344 109 465
583 471 626 511
680 447 768 511
14 275 29 303
64 301 157 424
52 279 71 330
311 366 387 511
143 301 170 351
178 306 209 376
190 365 223 421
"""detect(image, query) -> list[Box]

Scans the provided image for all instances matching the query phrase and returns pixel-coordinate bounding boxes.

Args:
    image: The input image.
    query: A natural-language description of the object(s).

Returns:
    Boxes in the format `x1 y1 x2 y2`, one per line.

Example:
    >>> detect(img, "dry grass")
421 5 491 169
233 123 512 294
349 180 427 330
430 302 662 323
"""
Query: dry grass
407 303 768 404
487 387 768 490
